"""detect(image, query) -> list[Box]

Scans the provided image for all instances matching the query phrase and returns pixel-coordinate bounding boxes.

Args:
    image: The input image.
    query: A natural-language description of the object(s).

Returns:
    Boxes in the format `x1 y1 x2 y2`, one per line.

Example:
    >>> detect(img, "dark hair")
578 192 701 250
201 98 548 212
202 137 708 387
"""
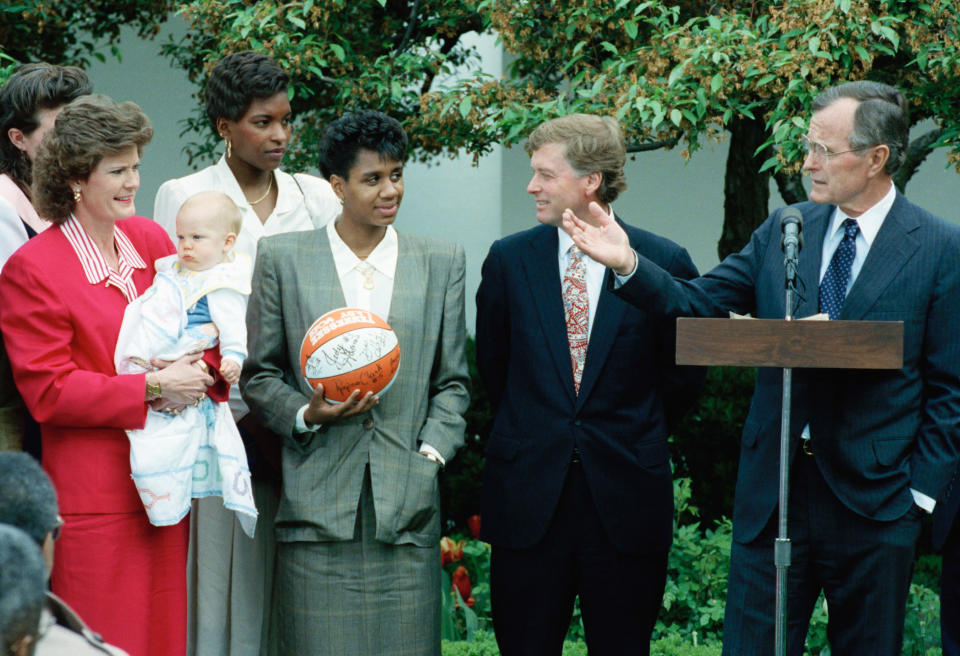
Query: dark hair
812 81 909 175
205 51 289 129
33 94 153 223
525 113 628 204
0 452 59 546
318 110 408 180
0 63 92 191
0 525 46 654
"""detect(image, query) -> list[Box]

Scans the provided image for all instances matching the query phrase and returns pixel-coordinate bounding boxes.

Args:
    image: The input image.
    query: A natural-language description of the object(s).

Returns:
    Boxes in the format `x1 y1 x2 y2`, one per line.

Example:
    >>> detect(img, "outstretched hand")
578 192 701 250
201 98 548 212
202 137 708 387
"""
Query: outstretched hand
561 202 636 275
303 384 379 427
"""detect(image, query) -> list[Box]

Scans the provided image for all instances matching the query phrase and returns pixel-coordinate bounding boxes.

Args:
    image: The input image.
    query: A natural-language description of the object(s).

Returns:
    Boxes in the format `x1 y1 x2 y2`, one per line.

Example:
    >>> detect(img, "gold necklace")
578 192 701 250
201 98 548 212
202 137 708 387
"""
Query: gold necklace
247 174 274 206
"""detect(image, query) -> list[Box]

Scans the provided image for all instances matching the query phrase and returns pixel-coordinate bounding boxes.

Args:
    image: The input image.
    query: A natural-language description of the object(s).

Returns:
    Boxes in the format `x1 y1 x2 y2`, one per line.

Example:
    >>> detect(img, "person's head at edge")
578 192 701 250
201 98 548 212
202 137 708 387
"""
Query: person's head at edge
803 80 908 217
32 94 153 225
318 110 408 234
524 113 627 228
206 51 291 175
0 523 46 656
0 63 92 197
0 452 60 577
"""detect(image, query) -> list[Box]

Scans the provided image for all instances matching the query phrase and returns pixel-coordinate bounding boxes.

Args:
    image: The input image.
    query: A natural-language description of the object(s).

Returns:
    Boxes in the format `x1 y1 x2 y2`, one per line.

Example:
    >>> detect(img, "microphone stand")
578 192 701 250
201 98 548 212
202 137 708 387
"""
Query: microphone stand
776 220 800 656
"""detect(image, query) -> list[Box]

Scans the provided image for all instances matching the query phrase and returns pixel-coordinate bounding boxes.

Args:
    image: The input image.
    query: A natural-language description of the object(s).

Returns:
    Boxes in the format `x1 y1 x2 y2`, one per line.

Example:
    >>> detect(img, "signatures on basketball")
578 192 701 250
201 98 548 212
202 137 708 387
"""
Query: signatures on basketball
329 352 401 397
325 332 387 368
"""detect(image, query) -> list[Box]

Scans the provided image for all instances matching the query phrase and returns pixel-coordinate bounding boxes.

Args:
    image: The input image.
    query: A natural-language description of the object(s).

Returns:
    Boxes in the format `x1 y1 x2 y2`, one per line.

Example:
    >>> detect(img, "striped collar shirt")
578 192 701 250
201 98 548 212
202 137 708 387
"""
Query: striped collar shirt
61 214 147 303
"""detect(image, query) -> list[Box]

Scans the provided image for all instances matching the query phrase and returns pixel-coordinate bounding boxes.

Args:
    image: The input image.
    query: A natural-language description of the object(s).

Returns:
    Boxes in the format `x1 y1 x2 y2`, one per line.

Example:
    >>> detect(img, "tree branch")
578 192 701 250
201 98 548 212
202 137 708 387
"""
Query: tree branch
893 127 943 193
394 0 420 56
774 169 807 205
419 34 461 96
626 138 679 152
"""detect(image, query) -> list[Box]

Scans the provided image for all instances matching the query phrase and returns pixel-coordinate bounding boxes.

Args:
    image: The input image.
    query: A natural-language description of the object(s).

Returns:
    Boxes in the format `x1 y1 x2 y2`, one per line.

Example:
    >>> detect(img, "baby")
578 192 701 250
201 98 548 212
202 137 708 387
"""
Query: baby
115 190 256 536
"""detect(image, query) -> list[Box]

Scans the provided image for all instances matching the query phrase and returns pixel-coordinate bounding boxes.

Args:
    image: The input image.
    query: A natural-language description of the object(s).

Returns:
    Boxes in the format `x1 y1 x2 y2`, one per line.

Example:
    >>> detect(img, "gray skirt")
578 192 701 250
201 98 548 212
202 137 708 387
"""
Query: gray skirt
273 469 441 656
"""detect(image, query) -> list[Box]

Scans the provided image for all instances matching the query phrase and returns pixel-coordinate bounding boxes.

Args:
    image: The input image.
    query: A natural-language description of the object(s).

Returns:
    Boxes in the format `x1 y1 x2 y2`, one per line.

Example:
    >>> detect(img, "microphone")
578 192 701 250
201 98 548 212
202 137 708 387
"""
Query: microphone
780 208 803 257
780 208 803 286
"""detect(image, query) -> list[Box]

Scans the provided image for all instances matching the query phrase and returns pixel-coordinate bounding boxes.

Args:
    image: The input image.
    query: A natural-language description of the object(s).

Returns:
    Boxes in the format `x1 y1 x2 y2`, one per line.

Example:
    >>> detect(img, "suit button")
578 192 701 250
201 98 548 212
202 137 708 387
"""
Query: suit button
363 417 375 430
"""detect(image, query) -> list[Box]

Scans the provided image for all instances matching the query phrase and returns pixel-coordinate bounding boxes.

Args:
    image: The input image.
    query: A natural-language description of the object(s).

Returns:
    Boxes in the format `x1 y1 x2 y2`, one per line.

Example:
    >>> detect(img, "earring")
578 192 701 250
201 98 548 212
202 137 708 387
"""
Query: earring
225 138 232 160
73 188 81 202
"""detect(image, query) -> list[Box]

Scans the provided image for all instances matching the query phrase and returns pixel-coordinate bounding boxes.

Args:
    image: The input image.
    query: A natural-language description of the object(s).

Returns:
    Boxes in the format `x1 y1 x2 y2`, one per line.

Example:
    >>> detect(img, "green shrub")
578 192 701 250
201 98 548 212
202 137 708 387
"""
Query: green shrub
442 630 724 655
670 366 755 527
440 337 490 533
654 478 730 645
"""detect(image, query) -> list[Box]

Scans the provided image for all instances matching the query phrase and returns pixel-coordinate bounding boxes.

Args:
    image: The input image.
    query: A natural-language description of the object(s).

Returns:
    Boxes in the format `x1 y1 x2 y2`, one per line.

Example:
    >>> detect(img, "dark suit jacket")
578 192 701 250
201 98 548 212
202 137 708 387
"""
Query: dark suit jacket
934 474 960 549
616 194 960 544
476 220 702 555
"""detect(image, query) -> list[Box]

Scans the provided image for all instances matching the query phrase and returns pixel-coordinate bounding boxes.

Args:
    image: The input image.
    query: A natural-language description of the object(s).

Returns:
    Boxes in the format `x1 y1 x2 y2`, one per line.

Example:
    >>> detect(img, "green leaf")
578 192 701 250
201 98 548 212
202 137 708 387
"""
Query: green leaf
808 36 820 55
711 73 722 93
288 15 306 29
756 74 776 87
668 63 685 87
758 156 779 173
670 108 682 127
330 43 345 61
625 20 638 40
459 96 472 119
878 25 900 50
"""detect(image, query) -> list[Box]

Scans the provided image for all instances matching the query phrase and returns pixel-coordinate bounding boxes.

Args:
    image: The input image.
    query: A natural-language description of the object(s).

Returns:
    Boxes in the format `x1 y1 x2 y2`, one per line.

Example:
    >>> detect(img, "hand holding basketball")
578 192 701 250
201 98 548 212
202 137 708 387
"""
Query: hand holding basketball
303 384 379 427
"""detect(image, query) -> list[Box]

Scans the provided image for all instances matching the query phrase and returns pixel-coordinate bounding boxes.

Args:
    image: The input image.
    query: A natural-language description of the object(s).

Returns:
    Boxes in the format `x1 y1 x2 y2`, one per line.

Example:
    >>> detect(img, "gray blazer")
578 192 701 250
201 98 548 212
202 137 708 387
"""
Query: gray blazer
241 227 470 547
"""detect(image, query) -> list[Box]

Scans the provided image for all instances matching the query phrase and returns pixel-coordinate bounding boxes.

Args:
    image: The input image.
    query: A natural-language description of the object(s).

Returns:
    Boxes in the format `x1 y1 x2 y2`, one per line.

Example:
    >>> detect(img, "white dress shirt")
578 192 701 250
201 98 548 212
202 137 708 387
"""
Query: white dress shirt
818 182 896 293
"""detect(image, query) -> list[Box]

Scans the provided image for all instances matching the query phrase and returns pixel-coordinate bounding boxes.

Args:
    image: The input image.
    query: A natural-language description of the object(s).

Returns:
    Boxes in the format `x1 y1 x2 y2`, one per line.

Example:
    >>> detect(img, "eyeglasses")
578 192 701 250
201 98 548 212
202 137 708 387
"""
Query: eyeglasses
800 135 874 160
51 516 64 542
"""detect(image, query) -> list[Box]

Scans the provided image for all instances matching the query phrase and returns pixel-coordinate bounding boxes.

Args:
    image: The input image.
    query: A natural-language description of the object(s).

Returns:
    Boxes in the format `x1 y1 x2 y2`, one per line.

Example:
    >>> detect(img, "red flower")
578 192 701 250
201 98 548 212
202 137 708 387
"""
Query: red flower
440 536 464 566
451 565 472 602
467 514 482 539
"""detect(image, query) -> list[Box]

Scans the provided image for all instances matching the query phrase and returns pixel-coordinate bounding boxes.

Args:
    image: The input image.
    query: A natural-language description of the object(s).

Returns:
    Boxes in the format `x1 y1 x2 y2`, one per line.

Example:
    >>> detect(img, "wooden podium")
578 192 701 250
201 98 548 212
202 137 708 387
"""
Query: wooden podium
674 316 904 656
675 317 903 369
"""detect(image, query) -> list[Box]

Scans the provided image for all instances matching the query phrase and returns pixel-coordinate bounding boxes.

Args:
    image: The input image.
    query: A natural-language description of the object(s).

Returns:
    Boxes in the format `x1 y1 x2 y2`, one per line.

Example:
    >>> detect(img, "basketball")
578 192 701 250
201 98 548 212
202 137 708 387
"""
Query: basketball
299 308 401 403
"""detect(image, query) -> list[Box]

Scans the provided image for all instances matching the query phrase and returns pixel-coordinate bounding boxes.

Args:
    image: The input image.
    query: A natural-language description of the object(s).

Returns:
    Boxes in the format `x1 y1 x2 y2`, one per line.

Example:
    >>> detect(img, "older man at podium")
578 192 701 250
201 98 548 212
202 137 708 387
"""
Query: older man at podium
563 81 960 656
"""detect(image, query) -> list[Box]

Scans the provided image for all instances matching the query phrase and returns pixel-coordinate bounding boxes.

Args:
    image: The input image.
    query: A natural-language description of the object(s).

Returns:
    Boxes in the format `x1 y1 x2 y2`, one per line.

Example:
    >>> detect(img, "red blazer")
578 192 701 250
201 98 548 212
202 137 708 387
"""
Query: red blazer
0 216 226 514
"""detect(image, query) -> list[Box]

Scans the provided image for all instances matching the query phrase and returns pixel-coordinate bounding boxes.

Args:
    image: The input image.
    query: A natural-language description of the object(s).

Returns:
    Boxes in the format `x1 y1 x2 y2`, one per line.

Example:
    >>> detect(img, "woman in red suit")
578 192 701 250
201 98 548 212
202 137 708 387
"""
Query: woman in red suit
0 94 223 656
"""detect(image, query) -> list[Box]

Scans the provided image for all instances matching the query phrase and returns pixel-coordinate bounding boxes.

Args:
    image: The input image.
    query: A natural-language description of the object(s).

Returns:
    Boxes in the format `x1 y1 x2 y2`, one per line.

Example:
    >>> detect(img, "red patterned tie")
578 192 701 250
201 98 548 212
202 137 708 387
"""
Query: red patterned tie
562 245 589 394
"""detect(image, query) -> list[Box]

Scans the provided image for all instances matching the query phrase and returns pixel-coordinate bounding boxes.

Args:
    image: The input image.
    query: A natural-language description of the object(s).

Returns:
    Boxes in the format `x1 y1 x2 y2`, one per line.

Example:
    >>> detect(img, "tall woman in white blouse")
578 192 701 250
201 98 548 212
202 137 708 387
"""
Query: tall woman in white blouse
152 50 339 656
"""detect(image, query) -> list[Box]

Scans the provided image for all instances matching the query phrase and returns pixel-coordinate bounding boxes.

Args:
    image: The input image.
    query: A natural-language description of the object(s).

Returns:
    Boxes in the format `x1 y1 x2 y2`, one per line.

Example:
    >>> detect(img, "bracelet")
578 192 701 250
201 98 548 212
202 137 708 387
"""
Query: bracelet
145 376 162 399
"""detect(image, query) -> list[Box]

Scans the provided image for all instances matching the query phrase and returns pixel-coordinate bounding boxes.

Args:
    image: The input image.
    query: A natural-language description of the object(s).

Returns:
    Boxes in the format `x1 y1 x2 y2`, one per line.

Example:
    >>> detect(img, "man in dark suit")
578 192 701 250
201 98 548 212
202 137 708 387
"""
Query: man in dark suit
935 478 960 655
476 113 703 656
563 82 960 656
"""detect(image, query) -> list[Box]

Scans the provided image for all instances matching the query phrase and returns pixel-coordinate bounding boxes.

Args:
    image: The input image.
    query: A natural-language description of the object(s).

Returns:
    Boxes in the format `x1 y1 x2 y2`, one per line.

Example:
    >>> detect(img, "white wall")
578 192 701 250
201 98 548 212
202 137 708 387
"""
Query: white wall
87 20 960 333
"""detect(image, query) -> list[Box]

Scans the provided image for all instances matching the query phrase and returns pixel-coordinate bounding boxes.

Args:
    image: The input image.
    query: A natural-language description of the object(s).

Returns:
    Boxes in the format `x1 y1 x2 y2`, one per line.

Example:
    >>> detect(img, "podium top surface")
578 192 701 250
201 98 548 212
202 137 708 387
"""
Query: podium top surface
675 317 904 369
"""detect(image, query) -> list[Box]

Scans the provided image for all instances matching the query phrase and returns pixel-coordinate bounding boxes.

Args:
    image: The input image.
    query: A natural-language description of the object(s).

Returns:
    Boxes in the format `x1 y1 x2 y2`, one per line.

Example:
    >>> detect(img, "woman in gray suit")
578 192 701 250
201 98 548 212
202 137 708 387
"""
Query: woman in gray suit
241 110 470 656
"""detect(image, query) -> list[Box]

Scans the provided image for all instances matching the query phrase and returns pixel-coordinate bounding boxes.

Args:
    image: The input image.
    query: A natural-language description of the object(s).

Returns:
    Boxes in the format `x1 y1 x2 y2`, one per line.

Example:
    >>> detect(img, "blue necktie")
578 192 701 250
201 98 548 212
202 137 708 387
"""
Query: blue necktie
819 218 859 320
